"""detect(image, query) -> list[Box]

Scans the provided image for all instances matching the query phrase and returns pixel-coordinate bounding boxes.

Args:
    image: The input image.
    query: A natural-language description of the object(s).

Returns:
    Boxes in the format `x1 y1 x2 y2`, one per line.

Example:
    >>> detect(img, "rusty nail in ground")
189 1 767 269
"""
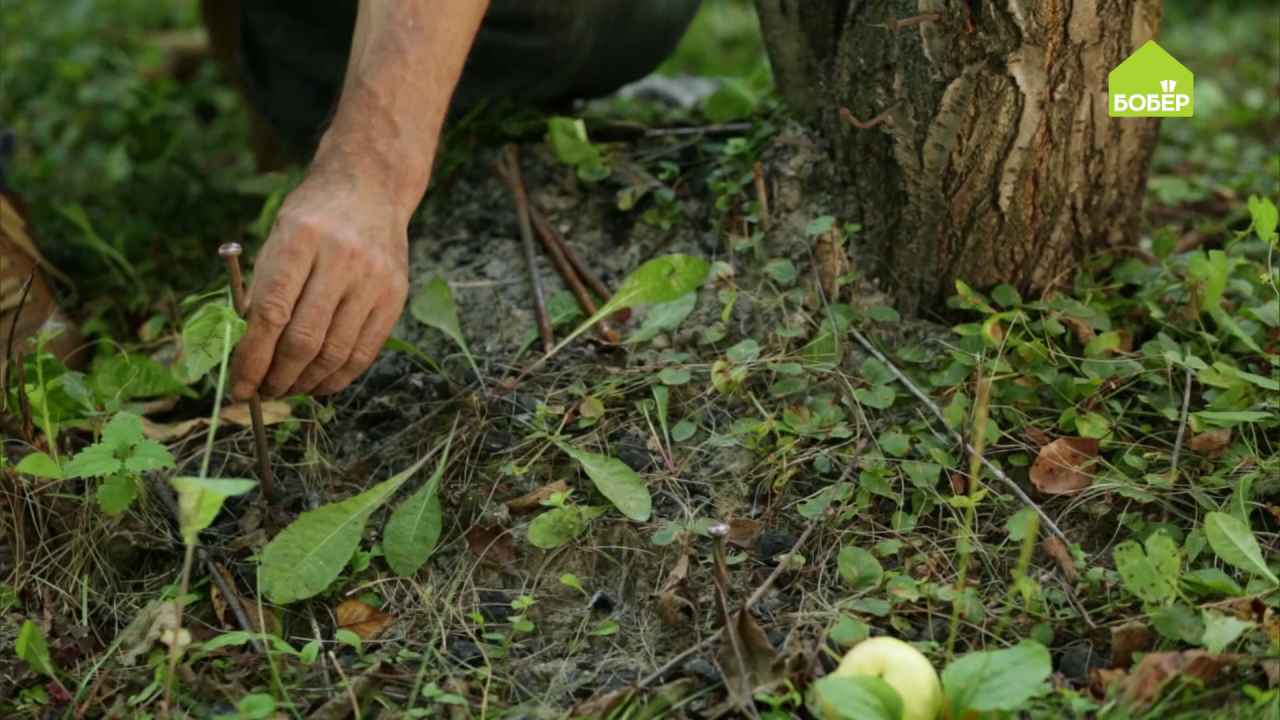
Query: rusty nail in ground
218 243 275 504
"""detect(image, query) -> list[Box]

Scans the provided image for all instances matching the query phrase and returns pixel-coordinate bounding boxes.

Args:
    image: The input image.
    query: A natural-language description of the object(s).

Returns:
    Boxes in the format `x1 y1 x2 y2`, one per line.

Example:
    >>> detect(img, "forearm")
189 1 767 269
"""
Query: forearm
312 0 489 220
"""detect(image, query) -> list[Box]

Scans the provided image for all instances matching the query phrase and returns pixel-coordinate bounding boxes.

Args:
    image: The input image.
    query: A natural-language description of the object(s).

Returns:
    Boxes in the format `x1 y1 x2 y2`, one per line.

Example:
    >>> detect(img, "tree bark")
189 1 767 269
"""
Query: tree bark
755 0 1163 310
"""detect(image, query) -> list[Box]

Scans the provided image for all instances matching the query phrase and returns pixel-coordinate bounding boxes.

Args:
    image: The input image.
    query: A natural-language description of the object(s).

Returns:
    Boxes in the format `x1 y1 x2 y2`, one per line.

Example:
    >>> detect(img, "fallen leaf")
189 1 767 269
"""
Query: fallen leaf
465 524 517 567
1042 536 1079 583
220 400 291 427
140 416 206 442
949 471 972 495
1061 315 1096 346
719 608 784 710
814 229 849 303
1030 437 1099 494
1121 651 1234 709
1024 426 1052 448
1109 621 1154 668
571 687 635 718
335 598 394 641
656 552 695 626
506 481 569 515
1189 428 1231 456
726 518 765 549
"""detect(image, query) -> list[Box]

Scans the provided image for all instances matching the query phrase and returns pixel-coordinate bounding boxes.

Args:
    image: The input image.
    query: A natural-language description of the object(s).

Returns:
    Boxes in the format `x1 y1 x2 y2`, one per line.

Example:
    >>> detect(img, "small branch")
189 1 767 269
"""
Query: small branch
1169 365 1194 482
848 327 1069 544
495 146 554 354
752 162 770 232
634 520 818 691
873 12 943 31
839 105 896 130
528 206 619 343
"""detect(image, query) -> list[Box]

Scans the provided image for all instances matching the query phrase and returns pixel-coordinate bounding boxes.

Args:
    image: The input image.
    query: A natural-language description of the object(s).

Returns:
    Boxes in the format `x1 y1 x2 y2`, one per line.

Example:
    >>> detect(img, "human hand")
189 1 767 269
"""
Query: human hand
231 169 410 400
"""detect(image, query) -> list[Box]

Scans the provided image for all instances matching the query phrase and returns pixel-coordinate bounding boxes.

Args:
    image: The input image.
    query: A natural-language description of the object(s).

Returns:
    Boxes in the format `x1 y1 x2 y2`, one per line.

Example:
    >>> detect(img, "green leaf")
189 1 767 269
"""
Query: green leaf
607 255 710 310
1204 512 1279 586
1248 194 1278 242
807 675 902 720
383 437 453 577
805 216 836 236
546 116 600 166
1186 250 1230 309
260 454 432 603
169 476 256 545
63 443 122 479
837 546 883 590
1200 610 1254 654
702 78 759 122
559 444 651 522
764 258 798 285
1151 603 1204 643
626 292 697 344
124 438 176 473
90 353 189 402
96 474 138 515
410 276 479 377
726 339 761 364
15 452 62 480
527 506 605 549
942 641 1051 715
1113 533 1180 605
1192 410 1274 428
877 431 911 458
854 385 896 410
15 620 57 679
175 302 245 383
1182 568 1243 597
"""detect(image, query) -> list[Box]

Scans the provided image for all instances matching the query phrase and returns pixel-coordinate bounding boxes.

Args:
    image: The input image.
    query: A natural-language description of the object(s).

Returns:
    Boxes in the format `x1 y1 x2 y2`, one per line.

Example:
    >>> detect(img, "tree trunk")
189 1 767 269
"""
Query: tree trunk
754 0 1163 310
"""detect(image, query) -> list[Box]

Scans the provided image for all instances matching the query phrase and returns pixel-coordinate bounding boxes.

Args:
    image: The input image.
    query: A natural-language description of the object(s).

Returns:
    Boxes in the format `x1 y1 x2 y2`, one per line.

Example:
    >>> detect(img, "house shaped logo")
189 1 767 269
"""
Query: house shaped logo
1109 41 1194 118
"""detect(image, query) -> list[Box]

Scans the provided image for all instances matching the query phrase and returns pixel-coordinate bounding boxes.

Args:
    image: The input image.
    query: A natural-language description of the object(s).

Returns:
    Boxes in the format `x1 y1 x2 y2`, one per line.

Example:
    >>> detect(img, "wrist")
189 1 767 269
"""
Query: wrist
311 119 435 224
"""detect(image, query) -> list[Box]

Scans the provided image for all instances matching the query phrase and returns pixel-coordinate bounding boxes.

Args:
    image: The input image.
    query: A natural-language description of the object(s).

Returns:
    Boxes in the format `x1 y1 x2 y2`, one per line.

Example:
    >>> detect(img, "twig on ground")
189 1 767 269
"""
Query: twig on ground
311 656 379 720
752 162 770 232
848 327 1070 544
1169 365 1194 482
635 520 819 691
218 243 275 504
206 559 263 652
528 207 619 343
495 145 554 353
535 209 622 320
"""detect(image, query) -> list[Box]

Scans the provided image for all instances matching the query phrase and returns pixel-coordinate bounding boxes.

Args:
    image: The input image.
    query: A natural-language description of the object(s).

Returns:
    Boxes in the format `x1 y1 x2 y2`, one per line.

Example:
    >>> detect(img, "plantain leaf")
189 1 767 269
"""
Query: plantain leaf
383 435 454 577
170 476 256 545
260 454 431 603
558 443 651 522
1204 511 1279 586
15 620 57 679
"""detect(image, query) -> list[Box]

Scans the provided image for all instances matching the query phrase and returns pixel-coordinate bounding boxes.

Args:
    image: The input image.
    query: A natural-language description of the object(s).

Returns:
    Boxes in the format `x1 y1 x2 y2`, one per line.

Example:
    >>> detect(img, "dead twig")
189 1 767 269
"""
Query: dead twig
495 145 554 353
635 520 819 691
218 243 275 505
839 105 897 130
1169 365 1194 482
527 207 619 343
848 327 1070 544
752 162 770 232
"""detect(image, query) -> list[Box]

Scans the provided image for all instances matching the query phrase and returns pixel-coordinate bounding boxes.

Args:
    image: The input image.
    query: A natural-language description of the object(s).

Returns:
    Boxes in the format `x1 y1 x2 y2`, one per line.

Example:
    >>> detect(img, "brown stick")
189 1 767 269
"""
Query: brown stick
217 243 275 504
752 162 770 232
527 208 620 343
496 146 555 353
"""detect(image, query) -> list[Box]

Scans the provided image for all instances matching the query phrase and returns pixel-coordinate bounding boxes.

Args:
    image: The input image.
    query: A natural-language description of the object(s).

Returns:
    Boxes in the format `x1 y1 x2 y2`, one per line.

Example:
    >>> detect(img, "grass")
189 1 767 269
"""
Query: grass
2 1 1278 718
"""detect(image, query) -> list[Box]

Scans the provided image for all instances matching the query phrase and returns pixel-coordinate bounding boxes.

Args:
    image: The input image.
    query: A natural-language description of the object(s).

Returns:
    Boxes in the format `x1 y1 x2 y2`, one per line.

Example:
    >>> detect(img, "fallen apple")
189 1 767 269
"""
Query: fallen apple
825 636 942 720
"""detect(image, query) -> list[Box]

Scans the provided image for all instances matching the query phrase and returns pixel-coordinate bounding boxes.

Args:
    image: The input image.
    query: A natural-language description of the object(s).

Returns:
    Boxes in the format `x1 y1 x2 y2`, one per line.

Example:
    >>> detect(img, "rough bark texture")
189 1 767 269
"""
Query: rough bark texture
755 0 1163 310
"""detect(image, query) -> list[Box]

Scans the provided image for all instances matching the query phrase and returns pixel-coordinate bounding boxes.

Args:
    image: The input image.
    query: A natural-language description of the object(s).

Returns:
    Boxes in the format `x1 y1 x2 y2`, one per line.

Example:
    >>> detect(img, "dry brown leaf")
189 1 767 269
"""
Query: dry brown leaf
726 518 765 549
1031 437 1100 494
1024 426 1052 448
571 687 635 718
1061 315 1096 346
1042 535 1079 583
221 399 291 427
465 524 517 567
335 598 394 641
506 481 569 515
140 416 206 442
656 552 695 626
1121 651 1233 709
1189 428 1231 456
719 608 783 711
1109 621 1154 668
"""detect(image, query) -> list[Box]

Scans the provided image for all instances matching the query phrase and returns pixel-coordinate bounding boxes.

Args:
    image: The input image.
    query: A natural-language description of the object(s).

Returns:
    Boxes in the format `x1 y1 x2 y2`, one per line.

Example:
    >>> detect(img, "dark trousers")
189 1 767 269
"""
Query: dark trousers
207 1 701 159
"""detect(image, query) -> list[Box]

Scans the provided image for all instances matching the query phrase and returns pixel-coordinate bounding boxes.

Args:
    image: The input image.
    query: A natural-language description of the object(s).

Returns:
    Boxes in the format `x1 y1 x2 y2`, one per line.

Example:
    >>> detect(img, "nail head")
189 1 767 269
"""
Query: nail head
707 522 730 539
218 242 243 258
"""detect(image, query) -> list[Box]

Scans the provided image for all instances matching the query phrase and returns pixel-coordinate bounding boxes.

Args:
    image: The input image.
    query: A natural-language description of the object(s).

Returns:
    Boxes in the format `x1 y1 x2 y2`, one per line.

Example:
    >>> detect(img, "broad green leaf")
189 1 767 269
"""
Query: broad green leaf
807 675 902 720
837 546 883 591
90 352 189 402
702 78 759 122
1182 567 1243 597
169 476 256 545
1248 194 1278 242
1192 410 1274 428
764 258 798 285
626 292 696 344
1113 533 1180 605
96 474 138 515
64 444 122 479
175 301 245 383
608 255 710 310
559 444 651 522
383 436 454 577
1200 610 1253 654
726 338 761 364
1186 250 1229 309
527 506 605 549
878 431 911 457
410 276 479 378
1151 603 1204 643
854 385 896 410
260 453 431 603
942 641 1051 715
15 620 57 679
546 116 600 166
124 438 176 472
1204 512 1279 586
805 215 836 236
15 452 62 479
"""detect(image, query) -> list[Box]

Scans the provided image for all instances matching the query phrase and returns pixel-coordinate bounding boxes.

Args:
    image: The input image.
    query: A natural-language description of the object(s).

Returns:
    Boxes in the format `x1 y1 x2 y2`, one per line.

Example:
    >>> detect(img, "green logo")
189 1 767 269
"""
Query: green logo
1108 41 1194 118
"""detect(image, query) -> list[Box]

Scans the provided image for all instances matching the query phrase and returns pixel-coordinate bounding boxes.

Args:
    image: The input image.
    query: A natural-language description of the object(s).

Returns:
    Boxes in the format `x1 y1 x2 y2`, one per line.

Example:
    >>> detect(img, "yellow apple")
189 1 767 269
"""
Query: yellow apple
826 636 942 720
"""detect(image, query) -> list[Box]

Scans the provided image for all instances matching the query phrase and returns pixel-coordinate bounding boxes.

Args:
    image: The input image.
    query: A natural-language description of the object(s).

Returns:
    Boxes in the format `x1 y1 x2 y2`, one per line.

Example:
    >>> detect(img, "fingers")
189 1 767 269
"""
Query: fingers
258 267 342 398
231 241 316 400
286 293 373 396
314 300 401 396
